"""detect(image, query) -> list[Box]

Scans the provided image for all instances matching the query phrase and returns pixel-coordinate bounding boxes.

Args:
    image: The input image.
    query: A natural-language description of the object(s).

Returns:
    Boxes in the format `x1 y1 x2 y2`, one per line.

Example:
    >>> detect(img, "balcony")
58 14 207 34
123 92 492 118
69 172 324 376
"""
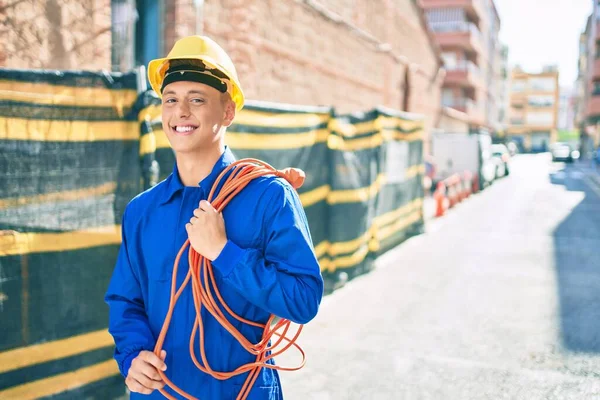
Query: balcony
593 58 600 79
586 96 600 117
442 97 485 125
429 21 483 55
444 61 482 89
422 0 483 24
511 98 525 109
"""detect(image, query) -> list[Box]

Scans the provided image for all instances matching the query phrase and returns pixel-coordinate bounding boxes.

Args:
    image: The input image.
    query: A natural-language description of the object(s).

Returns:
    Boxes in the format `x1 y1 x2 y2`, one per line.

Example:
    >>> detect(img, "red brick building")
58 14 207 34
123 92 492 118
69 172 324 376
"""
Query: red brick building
3 0 444 152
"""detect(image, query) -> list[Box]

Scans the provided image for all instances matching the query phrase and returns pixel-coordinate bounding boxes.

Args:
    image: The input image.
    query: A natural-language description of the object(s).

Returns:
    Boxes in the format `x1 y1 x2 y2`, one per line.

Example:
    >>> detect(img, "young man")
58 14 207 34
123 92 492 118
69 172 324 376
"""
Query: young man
105 36 324 399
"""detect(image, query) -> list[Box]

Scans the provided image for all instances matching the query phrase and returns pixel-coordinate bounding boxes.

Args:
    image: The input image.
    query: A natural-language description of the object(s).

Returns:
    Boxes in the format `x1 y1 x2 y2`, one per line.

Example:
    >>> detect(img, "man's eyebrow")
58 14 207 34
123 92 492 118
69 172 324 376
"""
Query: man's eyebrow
163 90 207 96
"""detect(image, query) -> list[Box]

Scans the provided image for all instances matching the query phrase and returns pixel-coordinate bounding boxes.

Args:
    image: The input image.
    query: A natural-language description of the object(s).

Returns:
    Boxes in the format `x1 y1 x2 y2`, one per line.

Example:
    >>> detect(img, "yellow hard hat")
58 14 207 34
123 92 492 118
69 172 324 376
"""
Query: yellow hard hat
147 36 245 111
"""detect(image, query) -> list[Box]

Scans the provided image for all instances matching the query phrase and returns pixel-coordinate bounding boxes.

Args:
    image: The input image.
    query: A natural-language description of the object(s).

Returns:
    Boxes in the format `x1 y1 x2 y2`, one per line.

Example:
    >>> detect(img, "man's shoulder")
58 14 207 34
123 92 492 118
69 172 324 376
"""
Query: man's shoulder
245 174 297 205
124 177 171 218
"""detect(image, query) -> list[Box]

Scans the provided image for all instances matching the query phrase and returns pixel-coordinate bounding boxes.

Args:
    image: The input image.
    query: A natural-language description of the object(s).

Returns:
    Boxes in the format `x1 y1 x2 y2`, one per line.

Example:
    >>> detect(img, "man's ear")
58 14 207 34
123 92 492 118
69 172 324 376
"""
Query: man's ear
222 98 236 128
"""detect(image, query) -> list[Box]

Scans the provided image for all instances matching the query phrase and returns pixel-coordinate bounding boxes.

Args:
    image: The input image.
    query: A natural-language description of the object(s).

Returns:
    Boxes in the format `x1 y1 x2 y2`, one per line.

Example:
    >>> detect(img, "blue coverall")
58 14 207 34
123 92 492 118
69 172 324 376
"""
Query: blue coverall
105 147 324 399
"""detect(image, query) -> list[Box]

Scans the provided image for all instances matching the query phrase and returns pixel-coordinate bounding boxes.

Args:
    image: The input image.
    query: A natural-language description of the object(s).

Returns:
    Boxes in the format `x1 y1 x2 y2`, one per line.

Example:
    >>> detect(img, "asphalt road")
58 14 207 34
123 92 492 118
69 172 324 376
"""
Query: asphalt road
278 154 600 400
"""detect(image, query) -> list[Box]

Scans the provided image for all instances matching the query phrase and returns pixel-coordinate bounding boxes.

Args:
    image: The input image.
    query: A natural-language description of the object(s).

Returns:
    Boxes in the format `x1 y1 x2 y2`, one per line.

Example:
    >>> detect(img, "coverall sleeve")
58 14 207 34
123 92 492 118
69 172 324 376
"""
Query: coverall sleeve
105 207 155 377
212 181 324 324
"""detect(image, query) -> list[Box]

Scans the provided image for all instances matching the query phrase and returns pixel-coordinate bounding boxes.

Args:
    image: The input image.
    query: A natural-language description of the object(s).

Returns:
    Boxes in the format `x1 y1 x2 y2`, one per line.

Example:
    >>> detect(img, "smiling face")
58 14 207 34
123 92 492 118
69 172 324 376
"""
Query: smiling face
161 80 235 155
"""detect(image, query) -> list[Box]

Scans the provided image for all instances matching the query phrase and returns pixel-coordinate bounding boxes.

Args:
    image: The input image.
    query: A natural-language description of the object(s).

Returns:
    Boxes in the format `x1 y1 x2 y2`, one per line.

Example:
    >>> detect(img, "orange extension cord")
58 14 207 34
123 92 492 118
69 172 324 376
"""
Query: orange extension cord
153 158 308 400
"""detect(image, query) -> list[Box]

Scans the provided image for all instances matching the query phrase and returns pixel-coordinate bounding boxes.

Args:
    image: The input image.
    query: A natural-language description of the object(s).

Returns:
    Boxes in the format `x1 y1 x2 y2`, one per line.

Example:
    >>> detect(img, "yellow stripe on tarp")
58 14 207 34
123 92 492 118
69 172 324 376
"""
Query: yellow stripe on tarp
328 129 424 151
139 132 157 156
328 246 370 271
390 130 424 142
0 80 137 110
0 329 114 374
314 241 329 259
374 198 423 228
140 128 171 156
0 359 119 400
0 118 138 142
235 110 330 128
143 125 422 154
329 116 423 138
226 129 329 150
328 209 423 271
314 199 423 268
138 104 162 122
0 225 121 257
141 127 330 155
376 209 423 242
0 182 117 210
327 174 386 204
299 184 330 208
405 164 426 179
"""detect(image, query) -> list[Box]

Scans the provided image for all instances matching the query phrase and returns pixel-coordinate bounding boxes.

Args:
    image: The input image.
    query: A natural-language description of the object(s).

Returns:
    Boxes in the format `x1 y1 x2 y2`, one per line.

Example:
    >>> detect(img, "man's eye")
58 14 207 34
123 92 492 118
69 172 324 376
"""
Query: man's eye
191 98 205 104
164 98 176 104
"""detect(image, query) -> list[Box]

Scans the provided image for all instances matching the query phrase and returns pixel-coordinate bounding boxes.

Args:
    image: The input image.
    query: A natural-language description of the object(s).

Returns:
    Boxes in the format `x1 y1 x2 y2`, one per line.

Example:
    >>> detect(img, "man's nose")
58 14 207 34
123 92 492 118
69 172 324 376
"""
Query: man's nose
175 101 191 118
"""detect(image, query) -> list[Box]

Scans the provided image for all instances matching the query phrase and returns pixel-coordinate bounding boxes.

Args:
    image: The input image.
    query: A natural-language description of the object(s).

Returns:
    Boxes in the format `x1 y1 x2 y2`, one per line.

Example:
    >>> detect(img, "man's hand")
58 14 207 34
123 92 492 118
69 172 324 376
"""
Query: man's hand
125 350 167 395
186 200 228 260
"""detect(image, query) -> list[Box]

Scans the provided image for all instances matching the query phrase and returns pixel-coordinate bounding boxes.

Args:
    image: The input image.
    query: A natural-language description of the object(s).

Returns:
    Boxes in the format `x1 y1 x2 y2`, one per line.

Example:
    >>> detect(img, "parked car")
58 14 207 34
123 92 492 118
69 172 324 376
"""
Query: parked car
491 144 510 178
551 142 576 163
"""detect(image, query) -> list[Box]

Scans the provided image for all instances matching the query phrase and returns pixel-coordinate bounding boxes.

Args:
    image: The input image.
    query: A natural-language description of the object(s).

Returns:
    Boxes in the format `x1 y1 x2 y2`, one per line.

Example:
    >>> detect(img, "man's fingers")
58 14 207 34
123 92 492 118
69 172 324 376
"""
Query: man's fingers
160 350 167 360
193 208 204 218
126 376 153 395
142 350 167 371
199 200 216 213
137 372 165 390
138 361 163 382
189 216 198 225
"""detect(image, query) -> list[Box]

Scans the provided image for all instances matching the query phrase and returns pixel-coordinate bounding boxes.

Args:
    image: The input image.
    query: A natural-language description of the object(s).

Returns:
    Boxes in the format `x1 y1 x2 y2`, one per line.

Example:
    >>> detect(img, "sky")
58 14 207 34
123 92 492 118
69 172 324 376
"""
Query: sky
495 0 592 89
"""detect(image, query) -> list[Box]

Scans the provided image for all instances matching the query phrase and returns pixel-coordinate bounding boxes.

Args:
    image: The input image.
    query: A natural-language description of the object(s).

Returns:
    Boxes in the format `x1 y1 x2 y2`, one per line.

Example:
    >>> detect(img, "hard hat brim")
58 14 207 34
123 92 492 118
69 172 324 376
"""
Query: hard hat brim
148 54 245 111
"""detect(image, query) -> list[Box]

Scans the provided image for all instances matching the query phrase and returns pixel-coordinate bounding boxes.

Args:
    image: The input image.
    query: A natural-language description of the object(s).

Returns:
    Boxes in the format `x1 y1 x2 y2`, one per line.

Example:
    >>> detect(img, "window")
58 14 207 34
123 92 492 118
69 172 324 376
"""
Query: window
528 95 555 107
529 77 556 92
441 89 455 107
512 80 526 93
594 80 600 95
111 0 137 71
442 52 457 69
526 112 554 126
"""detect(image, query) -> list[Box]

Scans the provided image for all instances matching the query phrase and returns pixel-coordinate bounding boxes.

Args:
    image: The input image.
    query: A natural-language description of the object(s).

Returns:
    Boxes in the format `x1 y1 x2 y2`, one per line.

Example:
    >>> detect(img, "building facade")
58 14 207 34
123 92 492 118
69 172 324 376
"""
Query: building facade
421 0 502 134
574 18 590 131
2 0 445 153
573 5 600 156
558 86 576 132
506 67 560 152
496 45 510 132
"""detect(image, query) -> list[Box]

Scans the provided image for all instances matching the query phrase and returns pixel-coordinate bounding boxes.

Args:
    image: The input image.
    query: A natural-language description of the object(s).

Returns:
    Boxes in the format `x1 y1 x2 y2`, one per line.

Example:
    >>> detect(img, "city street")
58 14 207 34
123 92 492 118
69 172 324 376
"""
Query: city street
278 154 600 400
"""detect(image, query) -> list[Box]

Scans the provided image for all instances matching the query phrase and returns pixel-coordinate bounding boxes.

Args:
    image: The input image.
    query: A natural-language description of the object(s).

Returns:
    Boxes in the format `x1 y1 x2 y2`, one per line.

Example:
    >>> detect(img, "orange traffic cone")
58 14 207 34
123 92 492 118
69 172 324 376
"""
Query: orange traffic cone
434 181 446 217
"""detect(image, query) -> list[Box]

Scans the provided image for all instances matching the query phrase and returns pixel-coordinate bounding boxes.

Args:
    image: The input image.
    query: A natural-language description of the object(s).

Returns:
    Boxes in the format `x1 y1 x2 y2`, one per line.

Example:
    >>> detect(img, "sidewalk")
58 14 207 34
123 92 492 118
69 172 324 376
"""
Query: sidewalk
575 159 600 185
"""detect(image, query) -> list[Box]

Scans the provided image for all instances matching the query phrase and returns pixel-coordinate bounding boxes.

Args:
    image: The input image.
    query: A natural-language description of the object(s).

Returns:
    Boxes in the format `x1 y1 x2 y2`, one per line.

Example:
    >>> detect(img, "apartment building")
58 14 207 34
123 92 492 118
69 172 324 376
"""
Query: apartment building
421 0 503 134
574 3 600 156
506 67 560 152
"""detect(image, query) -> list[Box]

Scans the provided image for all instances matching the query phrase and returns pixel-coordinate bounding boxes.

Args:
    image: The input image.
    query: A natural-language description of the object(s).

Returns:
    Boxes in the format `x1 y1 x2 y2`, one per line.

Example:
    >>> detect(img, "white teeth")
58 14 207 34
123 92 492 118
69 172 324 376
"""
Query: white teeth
175 126 196 133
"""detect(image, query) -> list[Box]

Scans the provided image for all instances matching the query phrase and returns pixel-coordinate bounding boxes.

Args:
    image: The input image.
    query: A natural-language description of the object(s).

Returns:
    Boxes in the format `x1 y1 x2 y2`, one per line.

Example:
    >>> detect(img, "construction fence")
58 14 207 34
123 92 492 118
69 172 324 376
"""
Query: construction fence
0 68 424 399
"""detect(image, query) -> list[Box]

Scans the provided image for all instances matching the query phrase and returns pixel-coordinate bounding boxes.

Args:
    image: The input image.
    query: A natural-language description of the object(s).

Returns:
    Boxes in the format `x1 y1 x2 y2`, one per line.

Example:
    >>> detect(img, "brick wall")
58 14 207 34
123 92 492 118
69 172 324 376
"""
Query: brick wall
3 0 442 153
163 0 197 56
199 0 443 153
2 0 111 70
